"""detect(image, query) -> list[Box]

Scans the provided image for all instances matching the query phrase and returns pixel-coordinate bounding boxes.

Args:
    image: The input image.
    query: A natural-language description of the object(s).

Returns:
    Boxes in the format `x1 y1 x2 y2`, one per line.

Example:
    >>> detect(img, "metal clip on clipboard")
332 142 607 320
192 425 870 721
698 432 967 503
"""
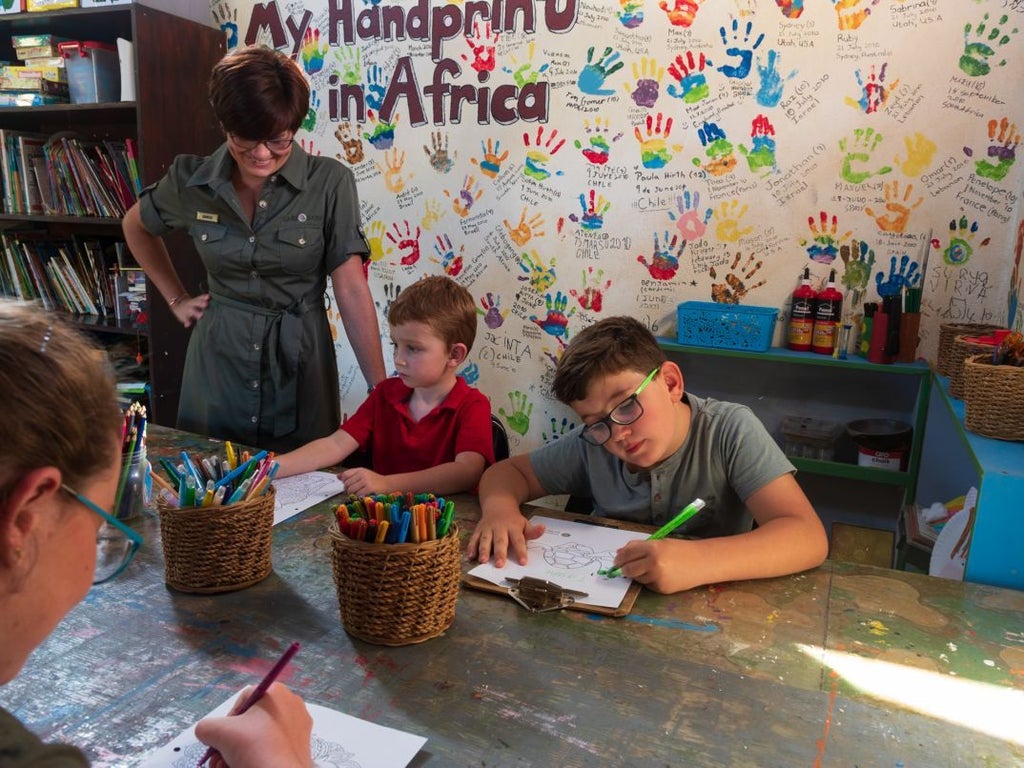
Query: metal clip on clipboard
504 576 589 613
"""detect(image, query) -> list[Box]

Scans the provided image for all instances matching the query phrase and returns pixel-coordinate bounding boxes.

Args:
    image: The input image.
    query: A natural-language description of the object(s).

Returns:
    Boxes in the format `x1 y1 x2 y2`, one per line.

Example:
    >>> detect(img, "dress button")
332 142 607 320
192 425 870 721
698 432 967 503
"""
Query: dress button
251 416 258 424
248 236 256 243
200 234 208 241
298 237 306 245
258 200 268 209
251 380 259 389
253 343 260 351
298 213 307 222
250 270 259 279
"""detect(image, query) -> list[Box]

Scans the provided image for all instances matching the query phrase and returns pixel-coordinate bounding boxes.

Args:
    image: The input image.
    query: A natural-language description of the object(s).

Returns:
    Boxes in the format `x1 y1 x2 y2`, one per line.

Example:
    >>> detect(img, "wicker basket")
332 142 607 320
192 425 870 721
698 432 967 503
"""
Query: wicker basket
157 486 275 594
329 522 461 646
937 323 1002 376
947 335 996 399
963 354 1024 441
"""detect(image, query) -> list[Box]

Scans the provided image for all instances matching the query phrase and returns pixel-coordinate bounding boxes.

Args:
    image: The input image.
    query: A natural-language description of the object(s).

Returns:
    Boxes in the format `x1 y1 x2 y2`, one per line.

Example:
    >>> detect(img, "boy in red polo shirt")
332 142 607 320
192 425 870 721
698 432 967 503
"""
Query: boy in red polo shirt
275 275 494 495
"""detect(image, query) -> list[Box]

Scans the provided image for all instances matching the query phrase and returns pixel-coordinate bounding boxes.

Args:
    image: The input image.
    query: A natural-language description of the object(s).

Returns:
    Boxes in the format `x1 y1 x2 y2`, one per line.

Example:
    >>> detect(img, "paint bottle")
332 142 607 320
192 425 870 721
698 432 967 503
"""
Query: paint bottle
811 269 842 355
786 267 816 352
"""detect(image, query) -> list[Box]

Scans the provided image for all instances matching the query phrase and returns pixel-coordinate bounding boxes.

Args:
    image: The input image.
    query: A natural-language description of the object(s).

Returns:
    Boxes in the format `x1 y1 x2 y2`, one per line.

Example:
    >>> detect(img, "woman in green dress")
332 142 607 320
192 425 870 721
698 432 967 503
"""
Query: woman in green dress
123 45 386 452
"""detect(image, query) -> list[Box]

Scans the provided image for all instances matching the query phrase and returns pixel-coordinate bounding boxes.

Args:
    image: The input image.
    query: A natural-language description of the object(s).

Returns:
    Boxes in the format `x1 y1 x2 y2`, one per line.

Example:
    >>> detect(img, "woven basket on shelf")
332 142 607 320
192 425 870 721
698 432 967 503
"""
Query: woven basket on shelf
157 485 275 594
329 522 461 646
947 335 996 399
963 354 1024 441
936 322 1002 376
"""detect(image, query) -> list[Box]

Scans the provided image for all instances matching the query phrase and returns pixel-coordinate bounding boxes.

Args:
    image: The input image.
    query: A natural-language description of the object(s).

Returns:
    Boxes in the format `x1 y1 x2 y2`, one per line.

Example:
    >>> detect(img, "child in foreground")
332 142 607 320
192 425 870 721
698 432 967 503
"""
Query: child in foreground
0 301 313 767
275 275 494 496
467 315 828 594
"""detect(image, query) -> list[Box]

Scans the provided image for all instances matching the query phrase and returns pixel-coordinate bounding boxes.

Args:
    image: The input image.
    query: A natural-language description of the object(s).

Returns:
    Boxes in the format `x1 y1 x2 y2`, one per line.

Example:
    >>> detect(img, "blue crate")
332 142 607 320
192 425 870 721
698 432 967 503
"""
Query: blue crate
676 301 777 352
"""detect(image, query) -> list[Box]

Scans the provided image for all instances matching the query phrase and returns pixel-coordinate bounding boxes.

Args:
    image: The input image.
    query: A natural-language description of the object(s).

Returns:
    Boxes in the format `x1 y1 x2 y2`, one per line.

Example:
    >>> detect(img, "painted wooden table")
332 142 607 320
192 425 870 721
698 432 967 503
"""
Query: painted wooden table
3 426 1023 767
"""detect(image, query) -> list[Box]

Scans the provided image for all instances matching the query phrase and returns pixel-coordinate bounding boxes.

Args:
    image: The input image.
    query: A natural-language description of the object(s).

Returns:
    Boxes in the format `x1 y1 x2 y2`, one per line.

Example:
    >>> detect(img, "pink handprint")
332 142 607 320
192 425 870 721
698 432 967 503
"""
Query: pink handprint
669 188 712 240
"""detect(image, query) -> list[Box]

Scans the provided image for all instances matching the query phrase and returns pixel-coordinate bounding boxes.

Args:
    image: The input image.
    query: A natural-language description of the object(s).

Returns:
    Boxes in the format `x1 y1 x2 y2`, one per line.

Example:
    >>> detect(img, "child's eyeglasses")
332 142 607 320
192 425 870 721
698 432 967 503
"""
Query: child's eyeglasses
579 367 660 447
227 133 294 154
61 483 143 584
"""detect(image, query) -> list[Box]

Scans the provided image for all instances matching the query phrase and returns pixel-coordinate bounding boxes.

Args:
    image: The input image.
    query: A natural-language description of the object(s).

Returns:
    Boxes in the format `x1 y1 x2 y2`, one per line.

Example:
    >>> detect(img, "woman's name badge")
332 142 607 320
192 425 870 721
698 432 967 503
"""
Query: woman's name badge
196 212 219 222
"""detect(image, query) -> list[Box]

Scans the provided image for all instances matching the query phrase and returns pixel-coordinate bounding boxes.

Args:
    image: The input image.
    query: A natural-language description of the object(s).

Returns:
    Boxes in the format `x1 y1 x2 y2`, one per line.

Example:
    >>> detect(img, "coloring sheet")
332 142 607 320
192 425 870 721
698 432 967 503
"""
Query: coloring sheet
139 691 426 768
272 471 346 525
467 515 649 608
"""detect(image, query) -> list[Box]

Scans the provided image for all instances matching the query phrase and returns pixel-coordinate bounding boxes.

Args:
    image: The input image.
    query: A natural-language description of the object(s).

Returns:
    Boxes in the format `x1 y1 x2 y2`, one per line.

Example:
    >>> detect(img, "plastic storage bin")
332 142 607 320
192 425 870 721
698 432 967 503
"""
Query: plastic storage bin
677 301 777 352
58 40 120 104
779 416 841 461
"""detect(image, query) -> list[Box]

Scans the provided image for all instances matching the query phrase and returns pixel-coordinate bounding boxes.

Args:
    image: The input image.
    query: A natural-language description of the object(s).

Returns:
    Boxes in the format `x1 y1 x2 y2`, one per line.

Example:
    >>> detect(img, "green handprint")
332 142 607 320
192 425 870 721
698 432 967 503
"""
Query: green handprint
499 391 533 436
333 45 362 86
959 13 1017 77
839 127 892 184
839 239 876 293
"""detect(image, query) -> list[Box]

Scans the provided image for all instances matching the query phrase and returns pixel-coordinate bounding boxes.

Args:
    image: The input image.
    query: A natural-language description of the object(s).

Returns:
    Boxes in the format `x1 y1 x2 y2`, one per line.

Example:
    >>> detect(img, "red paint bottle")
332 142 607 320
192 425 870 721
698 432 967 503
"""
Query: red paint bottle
811 269 843 355
787 267 816 352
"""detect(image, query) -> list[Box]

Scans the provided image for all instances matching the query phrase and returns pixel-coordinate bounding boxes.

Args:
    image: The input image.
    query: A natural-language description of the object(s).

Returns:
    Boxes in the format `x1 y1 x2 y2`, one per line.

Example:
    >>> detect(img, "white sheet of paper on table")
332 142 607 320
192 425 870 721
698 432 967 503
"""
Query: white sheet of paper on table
467 515 649 608
271 471 346 526
138 690 426 768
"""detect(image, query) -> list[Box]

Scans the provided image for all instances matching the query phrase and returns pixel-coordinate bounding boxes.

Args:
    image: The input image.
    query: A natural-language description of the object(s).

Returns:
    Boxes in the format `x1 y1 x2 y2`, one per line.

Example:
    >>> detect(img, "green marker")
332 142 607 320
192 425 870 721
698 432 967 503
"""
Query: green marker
602 498 706 578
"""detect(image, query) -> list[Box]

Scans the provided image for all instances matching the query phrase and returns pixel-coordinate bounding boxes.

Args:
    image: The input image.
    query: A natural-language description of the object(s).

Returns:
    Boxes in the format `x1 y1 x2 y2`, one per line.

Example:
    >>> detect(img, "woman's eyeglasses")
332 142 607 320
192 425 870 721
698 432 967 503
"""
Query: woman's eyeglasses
227 133 294 154
578 367 660 446
61 484 143 584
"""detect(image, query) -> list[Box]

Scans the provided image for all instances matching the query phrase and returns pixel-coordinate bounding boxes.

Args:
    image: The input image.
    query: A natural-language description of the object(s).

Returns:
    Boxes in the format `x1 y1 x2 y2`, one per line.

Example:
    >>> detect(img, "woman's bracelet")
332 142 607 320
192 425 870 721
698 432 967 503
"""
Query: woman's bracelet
168 292 190 307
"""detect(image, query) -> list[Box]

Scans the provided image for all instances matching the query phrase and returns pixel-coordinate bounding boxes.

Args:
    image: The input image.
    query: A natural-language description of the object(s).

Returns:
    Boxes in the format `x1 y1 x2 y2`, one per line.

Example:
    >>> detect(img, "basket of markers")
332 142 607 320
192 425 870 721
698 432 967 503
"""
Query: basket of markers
153 443 278 594
328 492 461 646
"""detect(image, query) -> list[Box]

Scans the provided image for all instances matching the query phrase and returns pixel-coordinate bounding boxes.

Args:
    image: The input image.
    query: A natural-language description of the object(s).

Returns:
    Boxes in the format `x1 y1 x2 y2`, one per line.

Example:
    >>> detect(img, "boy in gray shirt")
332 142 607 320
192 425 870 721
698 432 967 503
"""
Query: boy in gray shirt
468 316 828 594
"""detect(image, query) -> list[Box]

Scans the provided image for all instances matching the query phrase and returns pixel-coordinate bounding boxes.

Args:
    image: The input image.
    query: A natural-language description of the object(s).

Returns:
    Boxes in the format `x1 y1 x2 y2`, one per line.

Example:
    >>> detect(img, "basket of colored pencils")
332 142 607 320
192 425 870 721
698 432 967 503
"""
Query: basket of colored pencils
155 445 278 594
328 493 461 646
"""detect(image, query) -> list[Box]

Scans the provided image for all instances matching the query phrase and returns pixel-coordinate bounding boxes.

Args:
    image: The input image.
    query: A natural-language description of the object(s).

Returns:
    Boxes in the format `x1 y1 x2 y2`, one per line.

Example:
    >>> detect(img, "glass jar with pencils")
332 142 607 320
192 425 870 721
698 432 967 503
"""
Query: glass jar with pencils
115 446 150 521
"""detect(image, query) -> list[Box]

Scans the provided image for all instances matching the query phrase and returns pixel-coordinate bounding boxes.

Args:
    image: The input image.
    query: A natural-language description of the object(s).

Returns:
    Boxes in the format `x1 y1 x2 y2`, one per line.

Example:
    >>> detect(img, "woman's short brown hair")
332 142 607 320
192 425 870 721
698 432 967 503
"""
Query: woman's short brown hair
552 316 667 405
0 301 121 498
208 45 310 139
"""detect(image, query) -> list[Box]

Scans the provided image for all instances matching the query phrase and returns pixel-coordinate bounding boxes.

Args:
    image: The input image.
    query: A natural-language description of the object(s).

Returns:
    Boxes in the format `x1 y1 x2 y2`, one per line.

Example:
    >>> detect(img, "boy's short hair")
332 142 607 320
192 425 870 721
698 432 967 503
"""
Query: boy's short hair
388 275 478 351
552 316 667 404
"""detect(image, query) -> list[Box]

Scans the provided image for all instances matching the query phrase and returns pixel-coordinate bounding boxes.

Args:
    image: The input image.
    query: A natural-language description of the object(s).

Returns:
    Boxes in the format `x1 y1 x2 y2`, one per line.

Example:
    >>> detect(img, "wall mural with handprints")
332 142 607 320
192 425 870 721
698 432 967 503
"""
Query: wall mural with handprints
211 0 1023 453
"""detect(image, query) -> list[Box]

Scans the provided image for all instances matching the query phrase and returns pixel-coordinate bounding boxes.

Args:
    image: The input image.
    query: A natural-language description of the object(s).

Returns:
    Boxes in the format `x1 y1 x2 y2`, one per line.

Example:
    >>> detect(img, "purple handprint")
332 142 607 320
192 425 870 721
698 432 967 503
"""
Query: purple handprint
478 292 507 329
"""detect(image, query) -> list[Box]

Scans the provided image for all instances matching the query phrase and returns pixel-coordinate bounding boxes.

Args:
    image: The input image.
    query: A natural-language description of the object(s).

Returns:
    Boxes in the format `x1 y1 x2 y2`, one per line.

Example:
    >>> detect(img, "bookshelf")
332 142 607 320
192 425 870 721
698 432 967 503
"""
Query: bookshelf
0 4 224 424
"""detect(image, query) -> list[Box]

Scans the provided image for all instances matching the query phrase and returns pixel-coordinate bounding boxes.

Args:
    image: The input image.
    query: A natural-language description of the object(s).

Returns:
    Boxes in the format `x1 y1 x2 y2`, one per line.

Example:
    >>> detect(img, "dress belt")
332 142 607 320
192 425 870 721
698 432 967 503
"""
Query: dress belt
209 291 320 438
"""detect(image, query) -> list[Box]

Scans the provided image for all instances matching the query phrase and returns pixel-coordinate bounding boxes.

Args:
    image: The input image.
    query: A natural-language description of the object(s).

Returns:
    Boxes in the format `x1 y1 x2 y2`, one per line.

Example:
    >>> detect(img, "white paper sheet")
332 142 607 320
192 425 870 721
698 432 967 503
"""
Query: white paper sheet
139 691 426 768
272 471 346 525
467 515 649 608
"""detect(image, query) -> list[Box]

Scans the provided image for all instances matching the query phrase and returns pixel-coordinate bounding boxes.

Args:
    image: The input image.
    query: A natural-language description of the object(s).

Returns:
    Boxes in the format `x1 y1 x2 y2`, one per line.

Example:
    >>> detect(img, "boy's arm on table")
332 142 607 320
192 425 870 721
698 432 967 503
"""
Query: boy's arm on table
340 450 486 497
275 430 359 478
467 454 550 567
612 473 829 594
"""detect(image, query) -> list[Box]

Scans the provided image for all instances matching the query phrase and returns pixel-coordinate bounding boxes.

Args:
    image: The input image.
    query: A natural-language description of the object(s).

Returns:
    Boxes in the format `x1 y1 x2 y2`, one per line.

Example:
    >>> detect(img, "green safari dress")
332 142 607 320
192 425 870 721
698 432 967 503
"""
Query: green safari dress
137 143 369 452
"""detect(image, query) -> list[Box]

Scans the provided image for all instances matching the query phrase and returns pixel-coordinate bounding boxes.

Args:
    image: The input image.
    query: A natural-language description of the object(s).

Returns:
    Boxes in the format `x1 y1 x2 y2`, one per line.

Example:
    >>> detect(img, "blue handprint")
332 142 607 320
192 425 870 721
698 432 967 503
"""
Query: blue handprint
874 254 920 297
542 416 575 443
365 63 387 111
578 46 624 96
755 50 796 108
570 189 611 231
718 19 764 80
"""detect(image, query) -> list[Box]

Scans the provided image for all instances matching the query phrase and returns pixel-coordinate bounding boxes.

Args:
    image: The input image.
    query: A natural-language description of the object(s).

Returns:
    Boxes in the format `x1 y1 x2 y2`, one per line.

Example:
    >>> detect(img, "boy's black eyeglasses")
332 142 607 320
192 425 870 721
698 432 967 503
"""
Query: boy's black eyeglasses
227 133 294 154
578 367 660 446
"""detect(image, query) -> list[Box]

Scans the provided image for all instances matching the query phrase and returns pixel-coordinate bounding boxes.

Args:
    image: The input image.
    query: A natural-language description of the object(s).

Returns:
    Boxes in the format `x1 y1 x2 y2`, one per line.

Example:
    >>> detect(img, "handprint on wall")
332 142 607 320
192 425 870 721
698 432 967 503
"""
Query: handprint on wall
424 130 457 173
471 138 509 179
431 233 464 277
893 132 937 177
518 250 557 293
801 211 852 265
569 189 612 230
738 114 778 175
964 117 1020 182
478 293 507 329
499 391 534 436
363 110 398 151
709 252 766 304
523 126 566 181
717 19 764 80
659 0 705 28
875 253 921 297
577 46 624 96
462 20 499 73
666 51 712 104
669 188 712 240
936 216 990 266
959 13 1017 77
638 231 686 281
530 291 576 340
839 127 892 184
634 112 681 169
715 200 754 243
444 175 484 218
569 266 613 312
623 57 663 108
504 207 546 247
574 118 623 165
845 63 898 114
693 121 737 176
375 148 411 193
831 0 881 31
334 122 364 165
864 181 922 234
385 221 421 267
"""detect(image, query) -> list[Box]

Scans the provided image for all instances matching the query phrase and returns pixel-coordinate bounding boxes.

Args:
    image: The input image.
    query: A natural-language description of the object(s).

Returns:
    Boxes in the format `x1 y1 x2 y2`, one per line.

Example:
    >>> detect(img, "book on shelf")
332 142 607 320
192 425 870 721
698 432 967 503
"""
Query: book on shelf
113 267 147 324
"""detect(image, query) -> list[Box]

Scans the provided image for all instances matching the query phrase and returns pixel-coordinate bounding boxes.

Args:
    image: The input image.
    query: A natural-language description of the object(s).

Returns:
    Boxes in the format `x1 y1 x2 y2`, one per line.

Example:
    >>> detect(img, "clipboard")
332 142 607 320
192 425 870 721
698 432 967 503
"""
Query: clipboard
462 509 650 617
